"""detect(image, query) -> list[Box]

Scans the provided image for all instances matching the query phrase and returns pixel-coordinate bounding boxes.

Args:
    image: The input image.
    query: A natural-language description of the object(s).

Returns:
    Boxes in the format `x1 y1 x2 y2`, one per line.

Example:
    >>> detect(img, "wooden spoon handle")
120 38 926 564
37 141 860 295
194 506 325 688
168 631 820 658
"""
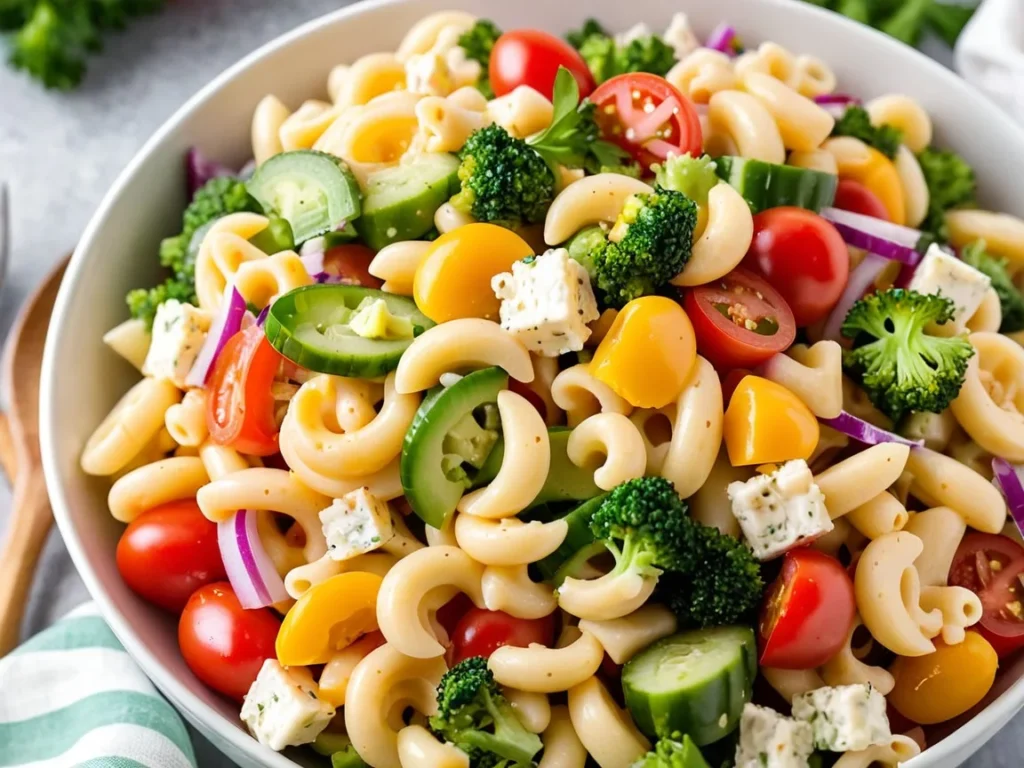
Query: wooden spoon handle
0 468 52 655
0 413 16 481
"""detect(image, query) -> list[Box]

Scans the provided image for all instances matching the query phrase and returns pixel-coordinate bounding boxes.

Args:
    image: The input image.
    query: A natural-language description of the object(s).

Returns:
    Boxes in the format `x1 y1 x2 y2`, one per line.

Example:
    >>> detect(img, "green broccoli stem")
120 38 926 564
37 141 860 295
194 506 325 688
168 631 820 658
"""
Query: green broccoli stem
460 689 542 765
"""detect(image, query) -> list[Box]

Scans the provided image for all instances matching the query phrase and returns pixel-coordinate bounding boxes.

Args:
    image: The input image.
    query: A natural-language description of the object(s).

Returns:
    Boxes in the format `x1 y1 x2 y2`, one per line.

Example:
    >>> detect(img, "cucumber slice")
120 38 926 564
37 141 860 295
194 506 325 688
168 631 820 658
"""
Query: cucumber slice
715 156 837 214
360 153 461 250
534 427 603 505
248 215 295 254
247 150 360 244
622 627 757 746
402 368 508 528
533 494 608 584
313 732 355 757
264 284 433 377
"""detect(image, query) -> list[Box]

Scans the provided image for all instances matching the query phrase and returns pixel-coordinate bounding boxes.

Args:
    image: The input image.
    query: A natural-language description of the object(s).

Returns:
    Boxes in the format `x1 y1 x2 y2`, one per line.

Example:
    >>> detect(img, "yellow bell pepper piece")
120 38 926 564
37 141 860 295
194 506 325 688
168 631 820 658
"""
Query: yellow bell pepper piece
276 571 383 666
723 376 819 466
831 142 906 225
590 296 697 409
414 223 534 323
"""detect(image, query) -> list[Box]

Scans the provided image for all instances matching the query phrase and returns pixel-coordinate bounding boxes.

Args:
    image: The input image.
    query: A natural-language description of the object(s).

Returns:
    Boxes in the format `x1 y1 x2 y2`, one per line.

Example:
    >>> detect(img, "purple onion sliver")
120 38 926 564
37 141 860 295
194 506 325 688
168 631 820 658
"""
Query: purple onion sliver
705 22 736 54
813 93 862 106
217 514 263 610
828 222 921 266
820 207 924 266
184 285 247 388
992 458 1024 539
300 236 327 258
820 411 923 448
243 509 289 604
237 510 272 605
186 147 235 197
256 306 270 327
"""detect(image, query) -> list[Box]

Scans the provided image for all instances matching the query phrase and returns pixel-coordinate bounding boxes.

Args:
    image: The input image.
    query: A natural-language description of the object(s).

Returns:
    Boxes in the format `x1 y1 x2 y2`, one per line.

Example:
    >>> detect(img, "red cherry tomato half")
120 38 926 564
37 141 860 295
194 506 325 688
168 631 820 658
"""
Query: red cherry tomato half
743 207 850 327
490 29 595 100
449 607 556 665
682 268 797 371
116 500 226 613
759 548 856 669
206 325 282 456
590 73 702 171
178 582 280 702
948 532 1024 657
833 179 890 221
323 244 383 288
436 593 474 639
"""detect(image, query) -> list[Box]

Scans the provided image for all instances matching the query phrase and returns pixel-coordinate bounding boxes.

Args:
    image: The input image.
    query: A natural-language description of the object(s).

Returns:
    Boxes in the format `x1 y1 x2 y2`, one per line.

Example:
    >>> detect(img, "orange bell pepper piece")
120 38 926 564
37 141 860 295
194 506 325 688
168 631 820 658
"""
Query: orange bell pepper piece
723 376 819 466
276 571 383 666
590 296 697 409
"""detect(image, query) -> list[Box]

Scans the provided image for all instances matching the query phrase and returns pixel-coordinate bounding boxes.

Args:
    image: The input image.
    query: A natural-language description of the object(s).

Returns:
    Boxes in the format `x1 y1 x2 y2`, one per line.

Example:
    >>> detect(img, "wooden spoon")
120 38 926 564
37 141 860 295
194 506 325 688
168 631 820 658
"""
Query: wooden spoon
0 258 69 655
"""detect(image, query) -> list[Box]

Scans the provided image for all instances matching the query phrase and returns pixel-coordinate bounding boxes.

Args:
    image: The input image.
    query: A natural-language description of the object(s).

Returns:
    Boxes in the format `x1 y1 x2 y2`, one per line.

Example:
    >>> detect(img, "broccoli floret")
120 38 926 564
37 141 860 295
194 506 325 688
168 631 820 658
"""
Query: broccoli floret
653 153 720 206
451 124 555 228
429 657 542 767
632 734 711 768
458 19 501 98
830 105 903 160
126 176 259 327
917 145 976 242
841 288 976 421
6 0 165 89
576 27 676 84
589 477 696 579
566 18 608 49
961 240 1024 333
660 523 764 628
576 186 696 308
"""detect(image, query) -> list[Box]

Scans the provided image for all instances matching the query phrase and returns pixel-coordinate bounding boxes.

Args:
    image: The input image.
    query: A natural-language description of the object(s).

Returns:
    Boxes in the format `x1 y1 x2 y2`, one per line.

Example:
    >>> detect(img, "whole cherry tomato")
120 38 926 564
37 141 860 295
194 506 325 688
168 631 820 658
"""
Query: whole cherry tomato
178 582 280 702
116 500 225 613
489 30 595 100
449 607 555 665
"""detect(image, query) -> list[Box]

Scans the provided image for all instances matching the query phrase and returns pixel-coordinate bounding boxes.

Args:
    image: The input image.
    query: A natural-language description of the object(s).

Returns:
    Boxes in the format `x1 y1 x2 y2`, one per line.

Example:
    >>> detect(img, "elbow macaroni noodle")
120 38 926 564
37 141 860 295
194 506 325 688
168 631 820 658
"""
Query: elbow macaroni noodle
566 413 646 491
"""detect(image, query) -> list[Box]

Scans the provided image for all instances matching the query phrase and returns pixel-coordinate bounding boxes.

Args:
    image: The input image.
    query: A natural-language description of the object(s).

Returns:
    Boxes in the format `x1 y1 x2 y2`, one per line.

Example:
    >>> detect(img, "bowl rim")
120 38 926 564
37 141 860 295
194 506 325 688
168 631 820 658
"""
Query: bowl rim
39 0 1024 765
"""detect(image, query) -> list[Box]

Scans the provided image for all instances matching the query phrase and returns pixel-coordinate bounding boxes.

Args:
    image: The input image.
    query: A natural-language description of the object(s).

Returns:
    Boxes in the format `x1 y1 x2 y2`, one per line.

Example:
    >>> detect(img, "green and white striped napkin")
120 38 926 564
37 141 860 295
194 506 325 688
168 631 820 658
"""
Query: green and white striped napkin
0 603 197 768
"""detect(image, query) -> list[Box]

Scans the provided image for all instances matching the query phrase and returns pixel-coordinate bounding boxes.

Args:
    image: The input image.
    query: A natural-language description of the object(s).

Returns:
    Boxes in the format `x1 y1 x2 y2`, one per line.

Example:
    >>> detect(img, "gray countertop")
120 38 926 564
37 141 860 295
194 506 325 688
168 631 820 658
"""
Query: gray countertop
0 0 1020 765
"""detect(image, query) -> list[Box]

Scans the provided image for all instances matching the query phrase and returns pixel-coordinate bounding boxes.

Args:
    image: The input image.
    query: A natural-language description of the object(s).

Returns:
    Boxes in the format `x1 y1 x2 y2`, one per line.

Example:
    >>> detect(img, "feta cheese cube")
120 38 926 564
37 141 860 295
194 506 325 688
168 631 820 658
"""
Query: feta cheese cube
405 25 481 96
727 459 834 560
664 13 701 59
492 248 600 357
792 683 891 752
735 703 814 768
240 660 335 751
908 244 991 335
142 300 211 388
320 488 395 562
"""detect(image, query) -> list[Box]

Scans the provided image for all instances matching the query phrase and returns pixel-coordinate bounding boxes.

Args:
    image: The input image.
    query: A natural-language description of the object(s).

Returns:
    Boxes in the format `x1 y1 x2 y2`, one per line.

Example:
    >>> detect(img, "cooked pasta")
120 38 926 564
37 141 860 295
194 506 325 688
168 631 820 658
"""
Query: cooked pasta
566 412 646 490
706 90 786 163
488 85 554 138
489 631 604 693
543 174 654 246
454 514 567 566
567 677 650 768
538 705 587 768
577 604 677 664
551 364 633 427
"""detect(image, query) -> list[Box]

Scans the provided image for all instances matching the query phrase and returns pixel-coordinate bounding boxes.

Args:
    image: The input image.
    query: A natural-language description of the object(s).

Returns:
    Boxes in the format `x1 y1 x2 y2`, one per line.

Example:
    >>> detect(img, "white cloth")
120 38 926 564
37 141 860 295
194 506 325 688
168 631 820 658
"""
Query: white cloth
956 0 1024 124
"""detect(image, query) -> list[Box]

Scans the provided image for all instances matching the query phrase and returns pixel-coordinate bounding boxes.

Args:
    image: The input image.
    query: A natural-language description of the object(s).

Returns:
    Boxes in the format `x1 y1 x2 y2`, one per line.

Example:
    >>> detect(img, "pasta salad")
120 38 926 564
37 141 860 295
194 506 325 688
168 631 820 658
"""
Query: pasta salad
84 9 1024 768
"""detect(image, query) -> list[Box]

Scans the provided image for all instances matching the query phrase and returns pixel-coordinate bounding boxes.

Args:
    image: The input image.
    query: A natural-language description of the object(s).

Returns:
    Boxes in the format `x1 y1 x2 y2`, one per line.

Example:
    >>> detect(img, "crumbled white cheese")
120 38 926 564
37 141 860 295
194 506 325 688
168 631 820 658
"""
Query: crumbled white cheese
404 25 482 96
142 300 211 388
792 683 891 752
615 22 652 48
735 703 814 768
663 13 701 59
491 248 600 357
320 488 395 562
908 243 991 335
727 459 834 560
240 660 335 751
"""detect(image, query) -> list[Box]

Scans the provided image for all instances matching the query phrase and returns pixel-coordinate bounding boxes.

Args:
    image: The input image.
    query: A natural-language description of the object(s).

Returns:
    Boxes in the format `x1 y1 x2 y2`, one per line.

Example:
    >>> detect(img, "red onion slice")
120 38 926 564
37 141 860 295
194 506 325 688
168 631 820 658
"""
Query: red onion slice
186 148 235 197
821 207 925 266
217 509 289 610
820 411 923 448
184 286 247 388
992 458 1024 539
705 23 737 54
255 306 270 327
822 252 888 343
299 250 325 276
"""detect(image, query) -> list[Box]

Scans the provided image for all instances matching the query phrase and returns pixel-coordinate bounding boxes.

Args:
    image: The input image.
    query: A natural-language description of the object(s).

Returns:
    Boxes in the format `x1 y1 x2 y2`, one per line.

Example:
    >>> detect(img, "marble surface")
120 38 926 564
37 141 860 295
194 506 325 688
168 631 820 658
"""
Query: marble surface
0 0 1019 765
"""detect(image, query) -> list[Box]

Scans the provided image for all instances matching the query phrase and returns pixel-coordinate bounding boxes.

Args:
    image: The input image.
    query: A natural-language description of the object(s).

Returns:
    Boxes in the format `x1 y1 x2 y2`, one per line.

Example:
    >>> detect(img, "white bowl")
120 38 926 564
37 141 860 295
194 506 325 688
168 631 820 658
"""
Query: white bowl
40 0 1024 766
